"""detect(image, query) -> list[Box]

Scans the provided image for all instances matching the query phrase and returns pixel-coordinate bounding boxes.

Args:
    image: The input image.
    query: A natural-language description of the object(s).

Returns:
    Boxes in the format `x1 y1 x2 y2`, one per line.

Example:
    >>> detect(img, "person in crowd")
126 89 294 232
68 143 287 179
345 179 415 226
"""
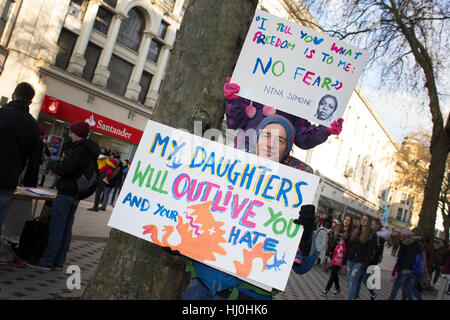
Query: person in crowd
322 214 333 229
431 239 448 286
38 130 52 187
121 159 130 186
0 82 42 238
321 215 353 297
317 213 326 228
343 214 376 300
88 150 117 212
26 121 100 270
354 218 388 300
101 152 122 209
110 159 129 206
391 231 401 257
182 115 317 300
388 229 423 300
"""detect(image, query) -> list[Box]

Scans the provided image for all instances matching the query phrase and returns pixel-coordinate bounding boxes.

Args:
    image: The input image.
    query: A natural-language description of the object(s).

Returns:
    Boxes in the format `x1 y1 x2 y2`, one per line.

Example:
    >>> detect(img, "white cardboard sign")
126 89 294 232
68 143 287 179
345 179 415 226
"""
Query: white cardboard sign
108 120 320 291
231 10 369 126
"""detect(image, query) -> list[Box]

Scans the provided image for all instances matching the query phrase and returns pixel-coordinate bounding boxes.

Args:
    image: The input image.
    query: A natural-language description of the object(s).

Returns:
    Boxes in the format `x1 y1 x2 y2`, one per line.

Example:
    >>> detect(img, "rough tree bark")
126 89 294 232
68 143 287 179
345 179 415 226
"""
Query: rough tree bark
82 0 258 299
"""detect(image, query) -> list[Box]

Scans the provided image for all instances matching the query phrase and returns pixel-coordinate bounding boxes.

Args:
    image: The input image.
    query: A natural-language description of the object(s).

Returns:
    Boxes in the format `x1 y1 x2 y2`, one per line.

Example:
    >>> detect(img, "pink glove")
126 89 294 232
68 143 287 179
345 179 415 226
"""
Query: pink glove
224 77 240 100
328 118 344 135
245 101 256 118
263 105 276 116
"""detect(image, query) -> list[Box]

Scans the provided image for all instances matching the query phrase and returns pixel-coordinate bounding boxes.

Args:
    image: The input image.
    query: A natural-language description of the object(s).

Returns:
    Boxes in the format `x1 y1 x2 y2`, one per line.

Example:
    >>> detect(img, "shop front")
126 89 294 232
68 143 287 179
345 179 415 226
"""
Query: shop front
38 95 143 161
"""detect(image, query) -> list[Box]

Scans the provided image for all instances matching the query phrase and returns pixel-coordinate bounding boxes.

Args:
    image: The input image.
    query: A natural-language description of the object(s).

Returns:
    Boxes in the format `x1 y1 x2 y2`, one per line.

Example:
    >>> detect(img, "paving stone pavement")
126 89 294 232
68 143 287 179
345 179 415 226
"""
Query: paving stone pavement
0 183 448 300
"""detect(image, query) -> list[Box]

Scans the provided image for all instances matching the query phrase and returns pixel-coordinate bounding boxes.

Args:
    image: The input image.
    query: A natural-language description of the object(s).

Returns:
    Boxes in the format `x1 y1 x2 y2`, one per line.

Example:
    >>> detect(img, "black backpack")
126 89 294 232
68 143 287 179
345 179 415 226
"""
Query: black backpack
76 156 100 200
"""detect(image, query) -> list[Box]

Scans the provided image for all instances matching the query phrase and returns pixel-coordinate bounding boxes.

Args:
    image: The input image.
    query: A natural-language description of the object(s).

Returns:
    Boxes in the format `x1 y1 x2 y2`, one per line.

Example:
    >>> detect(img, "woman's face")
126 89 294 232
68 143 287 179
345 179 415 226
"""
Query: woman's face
257 123 287 162
317 96 337 120
371 220 379 231
360 215 369 227
343 216 351 227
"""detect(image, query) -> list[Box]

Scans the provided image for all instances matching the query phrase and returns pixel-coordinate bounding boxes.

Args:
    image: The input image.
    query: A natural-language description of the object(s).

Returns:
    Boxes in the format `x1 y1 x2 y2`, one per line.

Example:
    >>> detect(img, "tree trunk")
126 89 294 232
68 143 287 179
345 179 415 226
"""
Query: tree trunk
417 114 450 240
82 0 258 299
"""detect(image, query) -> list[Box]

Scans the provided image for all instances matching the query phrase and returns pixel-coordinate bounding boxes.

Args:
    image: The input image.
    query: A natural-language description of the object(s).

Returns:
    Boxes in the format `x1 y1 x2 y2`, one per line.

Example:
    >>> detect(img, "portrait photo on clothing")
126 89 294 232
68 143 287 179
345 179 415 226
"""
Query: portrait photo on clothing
312 94 339 124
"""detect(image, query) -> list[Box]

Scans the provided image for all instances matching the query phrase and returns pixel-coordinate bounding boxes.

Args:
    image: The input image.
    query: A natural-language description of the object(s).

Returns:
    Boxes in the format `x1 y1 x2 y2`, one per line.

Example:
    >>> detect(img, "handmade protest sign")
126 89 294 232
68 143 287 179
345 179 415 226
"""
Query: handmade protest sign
108 120 320 291
230 10 369 127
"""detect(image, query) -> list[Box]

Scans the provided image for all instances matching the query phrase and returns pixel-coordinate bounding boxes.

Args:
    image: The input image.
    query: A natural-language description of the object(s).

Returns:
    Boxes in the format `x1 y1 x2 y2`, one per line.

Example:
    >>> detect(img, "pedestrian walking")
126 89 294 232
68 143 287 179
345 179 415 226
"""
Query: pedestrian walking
88 150 117 212
0 82 42 238
322 239 346 297
343 214 376 300
354 218 387 300
26 121 100 270
103 152 122 209
431 240 448 286
388 229 423 300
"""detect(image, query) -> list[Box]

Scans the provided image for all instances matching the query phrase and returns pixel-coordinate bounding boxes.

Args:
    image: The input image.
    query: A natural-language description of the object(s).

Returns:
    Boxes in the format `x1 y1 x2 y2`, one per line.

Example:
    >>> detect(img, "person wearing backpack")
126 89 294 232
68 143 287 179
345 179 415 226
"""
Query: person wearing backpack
389 229 423 300
26 121 100 270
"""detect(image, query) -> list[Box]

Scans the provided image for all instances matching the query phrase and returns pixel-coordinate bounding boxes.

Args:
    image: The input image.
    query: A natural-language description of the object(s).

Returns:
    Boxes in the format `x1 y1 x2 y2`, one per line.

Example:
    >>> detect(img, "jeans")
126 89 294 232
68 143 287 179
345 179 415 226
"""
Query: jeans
401 272 416 300
355 269 376 299
0 189 15 238
101 186 112 209
182 278 227 300
413 274 423 300
389 271 403 299
345 261 364 300
110 181 121 205
40 194 79 266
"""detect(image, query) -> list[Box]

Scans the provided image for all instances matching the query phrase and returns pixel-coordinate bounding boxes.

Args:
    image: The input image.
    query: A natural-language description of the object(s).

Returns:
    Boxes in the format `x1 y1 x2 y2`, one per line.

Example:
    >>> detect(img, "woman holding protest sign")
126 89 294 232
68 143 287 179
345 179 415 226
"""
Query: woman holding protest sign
182 114 317 300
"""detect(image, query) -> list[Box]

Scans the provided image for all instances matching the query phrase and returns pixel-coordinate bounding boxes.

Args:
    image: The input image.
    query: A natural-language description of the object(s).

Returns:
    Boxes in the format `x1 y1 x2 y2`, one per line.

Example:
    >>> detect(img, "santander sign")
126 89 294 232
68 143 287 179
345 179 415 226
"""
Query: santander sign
41 95 143 145
85 115 133 140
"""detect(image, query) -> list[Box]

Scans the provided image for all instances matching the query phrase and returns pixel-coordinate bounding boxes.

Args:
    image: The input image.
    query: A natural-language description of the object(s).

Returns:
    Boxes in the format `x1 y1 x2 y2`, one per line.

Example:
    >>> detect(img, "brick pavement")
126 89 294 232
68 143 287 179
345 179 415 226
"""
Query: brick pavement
0 182 447 300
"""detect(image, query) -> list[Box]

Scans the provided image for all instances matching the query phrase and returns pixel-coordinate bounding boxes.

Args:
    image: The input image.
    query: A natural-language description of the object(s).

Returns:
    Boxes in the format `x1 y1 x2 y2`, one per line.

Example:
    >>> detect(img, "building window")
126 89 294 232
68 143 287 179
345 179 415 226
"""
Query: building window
138 71 153 104
396 208 403 221
147 39 162 62
82 42 101 81
54 29 77 70
106 54 133 96
0 0 13 37
93 6 113 35
158 21 169 39
403 209 408 222
117 7 144 51
67 0 88 20
400 192 406 204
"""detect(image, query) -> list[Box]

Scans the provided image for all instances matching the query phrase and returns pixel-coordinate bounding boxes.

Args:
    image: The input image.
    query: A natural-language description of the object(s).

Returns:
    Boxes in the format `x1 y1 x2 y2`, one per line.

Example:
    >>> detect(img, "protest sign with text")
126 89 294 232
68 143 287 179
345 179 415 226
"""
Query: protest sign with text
231 10 368 127
107 120 320 291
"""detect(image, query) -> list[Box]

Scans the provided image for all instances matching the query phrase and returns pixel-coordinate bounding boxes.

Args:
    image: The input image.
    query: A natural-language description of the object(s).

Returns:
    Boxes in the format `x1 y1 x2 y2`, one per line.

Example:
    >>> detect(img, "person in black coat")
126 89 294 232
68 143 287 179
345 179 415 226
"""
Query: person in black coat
343 214 377 300
0 82 41 237
392 230 423 300
26 121 100 270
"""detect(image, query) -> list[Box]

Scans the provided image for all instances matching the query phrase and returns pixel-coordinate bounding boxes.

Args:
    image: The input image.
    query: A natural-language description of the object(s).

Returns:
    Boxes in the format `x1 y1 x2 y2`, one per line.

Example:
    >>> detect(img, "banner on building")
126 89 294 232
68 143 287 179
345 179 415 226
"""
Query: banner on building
108 120 320 291
231 10 369 127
